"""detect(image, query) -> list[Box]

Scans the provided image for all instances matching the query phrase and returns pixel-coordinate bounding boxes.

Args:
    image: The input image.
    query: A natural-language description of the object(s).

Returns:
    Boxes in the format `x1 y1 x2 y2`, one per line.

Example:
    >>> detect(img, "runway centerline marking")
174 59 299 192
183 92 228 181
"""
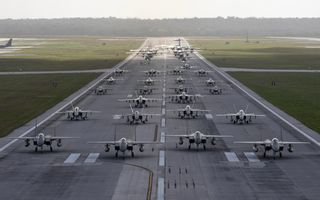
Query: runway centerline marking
162 101 165 106
162 108 165 115
157 178 164 200
160 132 165 143
84 153 100 163
244 152 260 162
127 94 133 98
159 150 165 166
205 114 213 120
224 152 240 162
64 153 81 164
163 88 165 92
161 118 165 127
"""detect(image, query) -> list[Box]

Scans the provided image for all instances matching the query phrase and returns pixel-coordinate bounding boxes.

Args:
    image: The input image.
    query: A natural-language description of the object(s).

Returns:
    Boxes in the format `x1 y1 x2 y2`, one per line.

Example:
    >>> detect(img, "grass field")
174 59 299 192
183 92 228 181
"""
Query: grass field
0 37 143 71
188 37 320 70
228 72 320 133
0 73 100 137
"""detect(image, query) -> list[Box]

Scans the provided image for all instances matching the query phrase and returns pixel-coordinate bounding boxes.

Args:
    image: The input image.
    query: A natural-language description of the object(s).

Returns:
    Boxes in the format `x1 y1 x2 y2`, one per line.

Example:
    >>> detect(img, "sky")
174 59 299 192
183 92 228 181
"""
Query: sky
1 0 320 19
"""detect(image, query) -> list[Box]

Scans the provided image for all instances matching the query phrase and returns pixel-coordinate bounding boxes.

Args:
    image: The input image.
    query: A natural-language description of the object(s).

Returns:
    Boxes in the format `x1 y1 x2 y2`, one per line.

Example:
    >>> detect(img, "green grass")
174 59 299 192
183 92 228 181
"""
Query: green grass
188 37 320 70
0 37 143 71
0 73 100 137
228 72 320 133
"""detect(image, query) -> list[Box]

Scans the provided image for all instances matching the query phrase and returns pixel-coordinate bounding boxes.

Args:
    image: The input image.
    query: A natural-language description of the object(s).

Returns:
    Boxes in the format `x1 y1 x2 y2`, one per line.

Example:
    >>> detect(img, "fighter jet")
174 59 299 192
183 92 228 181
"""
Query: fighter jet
167 92 203 104
113 69 129 76
105 76 123 85
137 77 161 86
88 137 158 157
167 67 184 75
137 86 158 95
194 69 213 77
166 131 232 150
203 78 217 87
167 105 211 119
216 105 265 124
113 105 160 124
234 138 309 159
180 63 196 70
142 69 163 77
10 130 78 152
169 85 191 94
57 105 100 120
0 38 13 48
175 76 190 84
94 85 112 95
118 95 161 108
206 85 222 95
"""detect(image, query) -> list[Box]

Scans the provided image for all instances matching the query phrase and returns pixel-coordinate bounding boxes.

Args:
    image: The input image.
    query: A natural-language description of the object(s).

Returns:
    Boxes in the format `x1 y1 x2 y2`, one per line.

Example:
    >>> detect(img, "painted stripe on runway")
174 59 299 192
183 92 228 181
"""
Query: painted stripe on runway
127 94 133 98
157 178 164 200
244 152 260 162
160 132 165 143
161 118 165 127
205 114 213 120
162 108 165 115
159 150 165 166
162 94 166 98
64 153 81 164
224 152 239 162
163 88 166 92
84 153 100 163
162 101 165 106
113 115 122 120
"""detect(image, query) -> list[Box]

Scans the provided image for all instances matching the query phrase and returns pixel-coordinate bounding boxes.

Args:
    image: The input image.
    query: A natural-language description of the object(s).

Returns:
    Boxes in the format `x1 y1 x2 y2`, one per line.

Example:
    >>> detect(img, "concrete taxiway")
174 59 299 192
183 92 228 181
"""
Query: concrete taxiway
0 38 319 200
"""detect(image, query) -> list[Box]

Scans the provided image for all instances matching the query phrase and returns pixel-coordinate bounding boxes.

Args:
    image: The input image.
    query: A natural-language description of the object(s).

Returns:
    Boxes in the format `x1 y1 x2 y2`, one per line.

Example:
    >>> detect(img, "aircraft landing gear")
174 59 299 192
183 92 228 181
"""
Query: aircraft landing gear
115 151 119 158
203 145 206 150
35 147 38 152
131 151 135 157
50 146 53 152
188 144 191 150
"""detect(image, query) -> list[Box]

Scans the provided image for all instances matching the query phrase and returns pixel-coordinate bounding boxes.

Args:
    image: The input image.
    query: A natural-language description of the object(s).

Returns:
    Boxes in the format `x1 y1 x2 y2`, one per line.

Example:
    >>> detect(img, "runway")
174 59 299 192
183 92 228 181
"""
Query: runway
0 38 319 200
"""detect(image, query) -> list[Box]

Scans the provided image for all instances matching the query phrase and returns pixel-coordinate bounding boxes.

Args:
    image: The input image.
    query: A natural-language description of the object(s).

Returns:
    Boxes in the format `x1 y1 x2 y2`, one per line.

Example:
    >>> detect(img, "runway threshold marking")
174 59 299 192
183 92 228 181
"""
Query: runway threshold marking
157 178 165 200
159 150 165 166
205 114 213 120
64 153 81 164
161 118 165 127
244 152 260 162
84 153 100 163
160 132 165 143
224 152 240 162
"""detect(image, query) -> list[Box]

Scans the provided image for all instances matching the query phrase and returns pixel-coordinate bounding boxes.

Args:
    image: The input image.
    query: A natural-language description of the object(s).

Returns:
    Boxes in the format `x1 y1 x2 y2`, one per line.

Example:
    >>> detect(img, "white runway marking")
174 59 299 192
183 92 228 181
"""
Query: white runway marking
159 150 165 166
163 88 165 92
84 153 100 163
162 101 165 106
160 132 166 143
64 153 81 164
113 115 121 120
224 152 240 162
244 152 260 162
162 94 166 98
157 178 164 200
127 94 132 98
205 114 213 120
161 118 166 127
162 108 165 115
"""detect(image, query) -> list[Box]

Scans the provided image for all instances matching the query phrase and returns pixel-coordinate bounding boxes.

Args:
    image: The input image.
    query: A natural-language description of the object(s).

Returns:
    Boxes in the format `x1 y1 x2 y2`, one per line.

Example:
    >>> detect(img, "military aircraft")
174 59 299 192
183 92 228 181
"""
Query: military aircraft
118 95 161 108
206 85 222 95
142 69 163 77
105 76 123 85
216 105 265 124
180 63 196 70
57 105 100 120
234 138 309 159
94 85 112 95
194 69 213 77
167 105 211 118
137 86 158 95
88 137 158 157
174 76 191 84
113 69 129 76
167 67 184 75
169 85 191 94
167 92 203 104
137 77 161 86
166 130 232 150
0 38 13 48
10 128 78 152
203 78 217 87
113 105 160 124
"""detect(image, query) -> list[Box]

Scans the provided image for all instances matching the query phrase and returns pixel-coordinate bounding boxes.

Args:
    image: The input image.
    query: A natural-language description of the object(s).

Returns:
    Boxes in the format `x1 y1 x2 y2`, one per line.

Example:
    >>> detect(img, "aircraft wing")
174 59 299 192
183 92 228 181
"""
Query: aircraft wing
203 135 233 138
234 141 268 145
81 110 101 114
278 141 310 145
165 134 190 138
216 113 237 117
9 137 36 140
130 141 159 145
56 110 74 114
88 141 118 145
118 98 136 103
146 98 162 102
141 113 161 117
50 136 80 140
192 109 211 113
245 113 266 117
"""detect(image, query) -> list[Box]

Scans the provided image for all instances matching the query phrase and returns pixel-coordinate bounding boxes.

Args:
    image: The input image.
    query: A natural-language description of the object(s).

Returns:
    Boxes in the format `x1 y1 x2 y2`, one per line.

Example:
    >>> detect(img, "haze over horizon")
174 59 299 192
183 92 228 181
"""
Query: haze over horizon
1 0 320 19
